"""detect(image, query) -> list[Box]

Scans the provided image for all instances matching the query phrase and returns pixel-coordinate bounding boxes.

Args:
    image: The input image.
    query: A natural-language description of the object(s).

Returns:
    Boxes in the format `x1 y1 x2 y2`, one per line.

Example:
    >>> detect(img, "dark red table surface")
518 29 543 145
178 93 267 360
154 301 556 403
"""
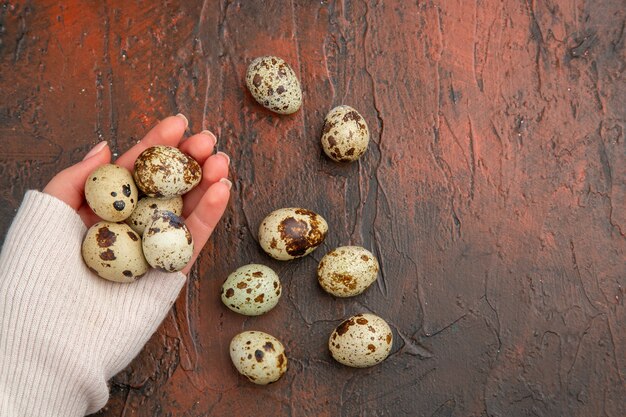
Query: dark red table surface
1 1 625 416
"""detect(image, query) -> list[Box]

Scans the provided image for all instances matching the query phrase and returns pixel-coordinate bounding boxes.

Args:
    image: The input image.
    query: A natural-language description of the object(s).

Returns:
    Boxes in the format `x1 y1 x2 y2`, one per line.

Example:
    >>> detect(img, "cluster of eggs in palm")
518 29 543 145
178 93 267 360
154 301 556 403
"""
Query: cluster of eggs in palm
81 146 201 282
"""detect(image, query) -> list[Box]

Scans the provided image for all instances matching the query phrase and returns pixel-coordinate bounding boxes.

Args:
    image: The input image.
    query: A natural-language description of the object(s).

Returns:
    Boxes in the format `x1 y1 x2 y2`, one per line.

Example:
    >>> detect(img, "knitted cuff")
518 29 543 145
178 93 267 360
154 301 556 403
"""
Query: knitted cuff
0 191 185 416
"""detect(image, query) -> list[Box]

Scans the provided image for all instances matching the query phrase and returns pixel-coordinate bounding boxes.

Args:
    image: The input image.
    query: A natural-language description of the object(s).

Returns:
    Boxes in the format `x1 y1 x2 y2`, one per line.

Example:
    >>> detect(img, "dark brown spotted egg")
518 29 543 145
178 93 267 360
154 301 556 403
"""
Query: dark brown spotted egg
125 196 183 235
321 105 370 162
221 264 281 316
245 56 302 115
142 211 193 272
81 221 148 283
85 164 138 222
258 208 328 261
329 313 393 368
318 246 379 297
230 331 288 385
133 145 202 197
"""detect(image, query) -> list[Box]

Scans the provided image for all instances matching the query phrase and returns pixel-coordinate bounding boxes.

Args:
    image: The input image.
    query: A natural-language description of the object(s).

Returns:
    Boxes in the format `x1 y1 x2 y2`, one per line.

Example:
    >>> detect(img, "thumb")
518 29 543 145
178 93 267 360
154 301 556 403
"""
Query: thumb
43 141 112 211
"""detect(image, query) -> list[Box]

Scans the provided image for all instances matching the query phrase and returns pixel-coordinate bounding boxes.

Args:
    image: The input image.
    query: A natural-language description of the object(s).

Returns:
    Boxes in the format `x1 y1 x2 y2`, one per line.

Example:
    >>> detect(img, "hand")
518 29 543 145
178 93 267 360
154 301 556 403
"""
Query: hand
0 115 231 416
42 114 231 274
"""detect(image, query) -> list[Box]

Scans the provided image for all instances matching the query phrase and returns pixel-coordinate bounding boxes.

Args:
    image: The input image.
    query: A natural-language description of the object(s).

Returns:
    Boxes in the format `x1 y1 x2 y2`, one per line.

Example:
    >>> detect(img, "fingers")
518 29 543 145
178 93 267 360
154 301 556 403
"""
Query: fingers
43 141 112 210
115 114 188 171
182 180 232 275
178 131 217 165
182 152 230 217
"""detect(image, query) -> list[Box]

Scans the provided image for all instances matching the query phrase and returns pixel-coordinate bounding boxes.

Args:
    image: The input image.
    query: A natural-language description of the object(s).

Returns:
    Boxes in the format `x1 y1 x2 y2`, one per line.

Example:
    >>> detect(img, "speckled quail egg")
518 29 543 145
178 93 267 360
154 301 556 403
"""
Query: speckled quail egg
84 164 138 222
125 196 183 235
329 313 393 368
133 145 202 197
142 211 193 272
246 56 302 115
230 331 288 385
82 221 148 283
321 105 370 162
318 246 379 297
221 264 282 316
258 208 328 261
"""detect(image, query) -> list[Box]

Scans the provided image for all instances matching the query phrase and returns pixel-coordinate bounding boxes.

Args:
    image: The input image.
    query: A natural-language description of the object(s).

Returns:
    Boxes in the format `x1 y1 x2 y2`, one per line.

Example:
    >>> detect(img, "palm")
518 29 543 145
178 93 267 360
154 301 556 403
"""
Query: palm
43 115 231 275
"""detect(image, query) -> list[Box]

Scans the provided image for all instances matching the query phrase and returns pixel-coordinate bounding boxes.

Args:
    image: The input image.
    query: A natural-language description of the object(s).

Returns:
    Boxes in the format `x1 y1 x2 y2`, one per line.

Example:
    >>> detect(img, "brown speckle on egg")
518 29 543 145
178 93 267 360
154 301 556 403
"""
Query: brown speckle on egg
99 249 116 261
112 200 125 211
96 227 116 248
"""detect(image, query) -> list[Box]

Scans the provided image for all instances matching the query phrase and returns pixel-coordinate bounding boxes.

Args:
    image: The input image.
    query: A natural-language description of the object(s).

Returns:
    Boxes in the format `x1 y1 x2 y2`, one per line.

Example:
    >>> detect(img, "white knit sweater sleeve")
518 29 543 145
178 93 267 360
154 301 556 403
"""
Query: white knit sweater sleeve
0 191 186 416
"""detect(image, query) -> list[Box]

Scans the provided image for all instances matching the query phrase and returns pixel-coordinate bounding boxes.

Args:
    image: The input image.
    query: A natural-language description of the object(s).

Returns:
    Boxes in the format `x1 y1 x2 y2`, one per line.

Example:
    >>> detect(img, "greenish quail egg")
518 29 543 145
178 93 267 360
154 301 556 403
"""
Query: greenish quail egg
221 264 281 316
85 164 138 222
81 221 148 283
321 105 370 162
329 313 393 368
230 331 288 385
125 196 183 235
246 56 302 115
318 246 379 297
142 211 193 272
133 145 202 197
258 208 328 261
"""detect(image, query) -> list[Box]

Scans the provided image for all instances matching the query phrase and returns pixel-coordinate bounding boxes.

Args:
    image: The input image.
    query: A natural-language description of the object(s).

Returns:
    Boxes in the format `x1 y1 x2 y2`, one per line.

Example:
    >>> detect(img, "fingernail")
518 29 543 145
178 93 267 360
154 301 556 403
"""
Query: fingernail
83 141 108 160
219 178 233 189
176 113 189 129
217 151 230 165
200 130 217 146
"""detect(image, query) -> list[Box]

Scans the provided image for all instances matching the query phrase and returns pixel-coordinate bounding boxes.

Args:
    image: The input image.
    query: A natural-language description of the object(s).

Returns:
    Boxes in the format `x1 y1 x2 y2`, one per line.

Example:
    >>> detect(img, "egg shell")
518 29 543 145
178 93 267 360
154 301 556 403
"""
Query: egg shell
82 221 148 283
329 313 393 368
258 208 328 261
318 246 379 297
321 105 370 163
125 196 183 235
84 164 138 222
221 264 282 316
142 211 193 272
229 331 288 385
245 56 302 115
133 145 202 197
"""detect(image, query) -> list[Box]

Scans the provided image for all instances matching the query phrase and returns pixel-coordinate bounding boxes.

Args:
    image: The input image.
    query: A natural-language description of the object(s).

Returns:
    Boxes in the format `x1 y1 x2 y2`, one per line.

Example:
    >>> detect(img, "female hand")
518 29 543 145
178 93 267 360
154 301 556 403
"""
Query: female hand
0 115 232 417
42 114 232 274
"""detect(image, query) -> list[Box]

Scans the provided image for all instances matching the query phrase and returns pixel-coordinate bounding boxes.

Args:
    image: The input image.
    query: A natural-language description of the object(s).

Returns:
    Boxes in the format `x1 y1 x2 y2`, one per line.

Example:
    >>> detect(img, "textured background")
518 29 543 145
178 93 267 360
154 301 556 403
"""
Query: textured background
1 1 625 416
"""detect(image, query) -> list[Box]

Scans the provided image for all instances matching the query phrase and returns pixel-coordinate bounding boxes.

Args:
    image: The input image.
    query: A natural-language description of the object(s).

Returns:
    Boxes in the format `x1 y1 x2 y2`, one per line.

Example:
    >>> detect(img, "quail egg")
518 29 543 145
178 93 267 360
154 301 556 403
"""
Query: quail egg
125 196 183 235
230 331 288 385
84 164 138 222
221 264 281 316
318 246 379 297
142 211 193 272
133 145 202 197
258 208 328 261
246 56 302 115
82 221 148 283
328 313 393 368
321 105 370 162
